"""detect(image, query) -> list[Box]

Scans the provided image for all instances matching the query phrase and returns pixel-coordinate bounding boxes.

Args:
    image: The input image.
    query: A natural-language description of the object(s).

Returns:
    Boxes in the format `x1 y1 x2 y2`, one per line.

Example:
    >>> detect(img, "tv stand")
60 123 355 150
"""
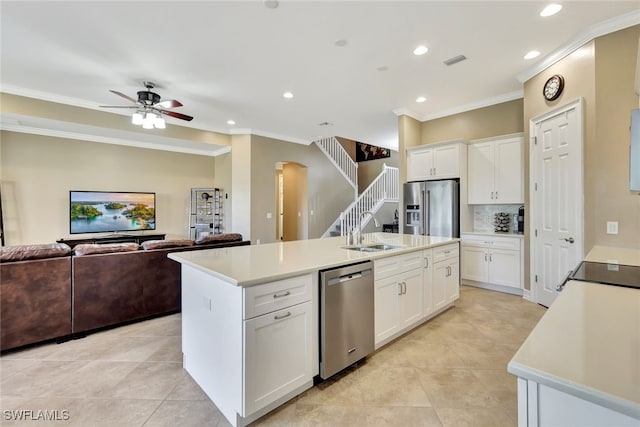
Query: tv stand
57 233 166 250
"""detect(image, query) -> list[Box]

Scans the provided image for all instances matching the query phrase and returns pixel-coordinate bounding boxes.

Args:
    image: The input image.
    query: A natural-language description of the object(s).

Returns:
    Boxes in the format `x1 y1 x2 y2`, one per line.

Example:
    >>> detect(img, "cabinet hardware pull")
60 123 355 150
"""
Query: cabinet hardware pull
273 291 291 299
489 254 493 262
444 250 450 254
491 191 494 199
403 282 407 294
495 191 498 199
398 283 403 295
424 258 429 268
347 347 357 354
274 311 292 320
484 253 487 262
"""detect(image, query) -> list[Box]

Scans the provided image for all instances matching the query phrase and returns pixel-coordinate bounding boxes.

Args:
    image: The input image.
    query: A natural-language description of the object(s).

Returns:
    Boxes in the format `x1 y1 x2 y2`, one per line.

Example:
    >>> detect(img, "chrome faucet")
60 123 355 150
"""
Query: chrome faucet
358 211 380 244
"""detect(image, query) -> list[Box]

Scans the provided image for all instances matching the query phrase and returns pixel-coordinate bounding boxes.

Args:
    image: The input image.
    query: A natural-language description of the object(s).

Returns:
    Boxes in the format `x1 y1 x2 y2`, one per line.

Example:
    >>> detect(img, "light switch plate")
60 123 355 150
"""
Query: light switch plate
606 221 618 234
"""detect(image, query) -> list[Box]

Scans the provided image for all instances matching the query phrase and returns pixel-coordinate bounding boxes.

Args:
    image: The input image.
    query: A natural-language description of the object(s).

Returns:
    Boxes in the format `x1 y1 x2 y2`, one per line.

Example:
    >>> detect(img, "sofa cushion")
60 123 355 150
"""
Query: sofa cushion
195 233 243 245
73 242 140 256
141 239 194 250
0 243 71 262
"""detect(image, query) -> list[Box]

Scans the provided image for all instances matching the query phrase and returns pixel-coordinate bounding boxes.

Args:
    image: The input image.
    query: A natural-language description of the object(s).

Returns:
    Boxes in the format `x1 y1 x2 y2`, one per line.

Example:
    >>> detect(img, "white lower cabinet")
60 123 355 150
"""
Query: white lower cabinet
461 234 522 290
433 243 460 311
374 245 459 348
422 249 433 318
180 267 315 427
374 267 423 345
244 301 313 416
516 378 639 427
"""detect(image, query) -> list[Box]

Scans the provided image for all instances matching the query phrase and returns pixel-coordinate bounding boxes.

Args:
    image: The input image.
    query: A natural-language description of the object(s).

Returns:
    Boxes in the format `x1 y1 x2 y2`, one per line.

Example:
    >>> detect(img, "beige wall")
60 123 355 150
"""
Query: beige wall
214 152 232 233
231 134 252 241
250 136 354 245
421 99 524 145
524 25 640 253
593 25 640 247
1 131 216 245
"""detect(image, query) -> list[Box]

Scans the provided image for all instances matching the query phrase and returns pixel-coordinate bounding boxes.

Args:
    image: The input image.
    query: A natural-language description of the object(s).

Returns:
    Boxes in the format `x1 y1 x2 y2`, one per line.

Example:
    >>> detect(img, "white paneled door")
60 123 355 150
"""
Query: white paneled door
531 99 584 307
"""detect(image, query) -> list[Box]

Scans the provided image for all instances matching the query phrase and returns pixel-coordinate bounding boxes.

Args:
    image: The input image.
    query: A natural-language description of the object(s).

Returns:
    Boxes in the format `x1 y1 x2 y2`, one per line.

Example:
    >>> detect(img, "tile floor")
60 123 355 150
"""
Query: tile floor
0 286 546 427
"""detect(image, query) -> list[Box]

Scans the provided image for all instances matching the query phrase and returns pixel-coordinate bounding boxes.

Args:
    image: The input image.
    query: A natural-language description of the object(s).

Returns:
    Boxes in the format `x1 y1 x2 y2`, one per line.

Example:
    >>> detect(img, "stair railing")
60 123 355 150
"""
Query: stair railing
314 136 358 197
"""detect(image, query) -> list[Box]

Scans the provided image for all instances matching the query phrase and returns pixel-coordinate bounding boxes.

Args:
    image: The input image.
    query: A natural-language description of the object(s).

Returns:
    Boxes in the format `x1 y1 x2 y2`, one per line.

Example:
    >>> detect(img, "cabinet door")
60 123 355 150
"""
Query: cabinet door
374 276 401 345
433 144 460 179
460 245 488 282
244 301 313 416
494 138 523 203
433 262 448 311
488 249 521 288
407 148 434 181
422 251 433 318
399 269 423 329
445 259 460 303
467 142 495 204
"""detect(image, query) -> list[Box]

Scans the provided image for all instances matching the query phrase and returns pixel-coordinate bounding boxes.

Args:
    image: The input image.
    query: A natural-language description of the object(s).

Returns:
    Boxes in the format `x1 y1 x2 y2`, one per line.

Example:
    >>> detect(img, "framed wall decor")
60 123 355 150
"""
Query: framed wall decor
356 142 391 162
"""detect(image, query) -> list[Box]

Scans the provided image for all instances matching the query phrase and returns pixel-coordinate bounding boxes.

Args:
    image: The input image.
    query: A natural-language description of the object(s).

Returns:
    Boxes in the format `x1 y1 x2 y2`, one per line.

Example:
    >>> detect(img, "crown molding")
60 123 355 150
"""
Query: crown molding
517 9 640 83
0 113 229 157
420 90 524 122
392 108 422 121
229 127 311 145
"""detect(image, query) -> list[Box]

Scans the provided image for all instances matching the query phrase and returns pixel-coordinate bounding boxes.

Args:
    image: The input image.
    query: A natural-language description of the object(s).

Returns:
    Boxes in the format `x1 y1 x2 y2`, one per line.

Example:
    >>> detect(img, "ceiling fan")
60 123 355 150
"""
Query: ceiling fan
100 81 193 128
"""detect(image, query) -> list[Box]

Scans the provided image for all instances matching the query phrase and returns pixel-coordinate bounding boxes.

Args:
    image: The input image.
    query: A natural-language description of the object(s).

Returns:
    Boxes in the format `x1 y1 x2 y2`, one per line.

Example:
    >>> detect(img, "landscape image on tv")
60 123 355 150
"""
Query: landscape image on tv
70 191 156 234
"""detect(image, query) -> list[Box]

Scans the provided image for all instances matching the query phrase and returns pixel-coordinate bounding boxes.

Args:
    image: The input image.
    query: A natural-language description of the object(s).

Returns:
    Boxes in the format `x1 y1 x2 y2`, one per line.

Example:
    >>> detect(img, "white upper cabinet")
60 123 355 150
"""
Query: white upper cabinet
407 140 465 181
468 134 523 204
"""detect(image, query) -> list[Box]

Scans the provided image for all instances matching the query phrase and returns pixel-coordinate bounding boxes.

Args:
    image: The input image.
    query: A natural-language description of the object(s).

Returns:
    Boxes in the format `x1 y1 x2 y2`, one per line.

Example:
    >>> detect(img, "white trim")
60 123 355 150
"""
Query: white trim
518 10 640 83
394 90 524 122
0 120 230 157
529 97 585 305
420 90 524 121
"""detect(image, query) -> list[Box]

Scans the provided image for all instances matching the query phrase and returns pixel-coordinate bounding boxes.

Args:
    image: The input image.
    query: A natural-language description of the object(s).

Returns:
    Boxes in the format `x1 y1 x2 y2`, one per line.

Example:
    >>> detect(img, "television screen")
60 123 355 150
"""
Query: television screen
70 191 156 234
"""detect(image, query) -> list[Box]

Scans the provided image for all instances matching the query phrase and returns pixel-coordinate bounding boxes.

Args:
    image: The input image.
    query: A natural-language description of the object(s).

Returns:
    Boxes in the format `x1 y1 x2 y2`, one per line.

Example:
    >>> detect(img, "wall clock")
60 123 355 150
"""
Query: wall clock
543 74 564 101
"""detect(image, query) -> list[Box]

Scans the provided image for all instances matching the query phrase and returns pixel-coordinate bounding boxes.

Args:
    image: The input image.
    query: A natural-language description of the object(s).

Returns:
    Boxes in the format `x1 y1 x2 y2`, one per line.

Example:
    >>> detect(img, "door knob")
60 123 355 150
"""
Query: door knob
560 237 575 244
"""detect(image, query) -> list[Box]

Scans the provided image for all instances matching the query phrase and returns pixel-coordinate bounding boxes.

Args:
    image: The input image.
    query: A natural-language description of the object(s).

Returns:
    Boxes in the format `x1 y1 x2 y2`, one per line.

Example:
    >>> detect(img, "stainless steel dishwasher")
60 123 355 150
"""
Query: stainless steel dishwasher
319 261 374 379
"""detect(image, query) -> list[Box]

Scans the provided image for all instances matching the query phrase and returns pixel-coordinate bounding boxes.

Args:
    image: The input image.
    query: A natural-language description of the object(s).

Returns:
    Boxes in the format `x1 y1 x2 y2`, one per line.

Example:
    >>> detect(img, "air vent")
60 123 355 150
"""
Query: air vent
444 54 467 66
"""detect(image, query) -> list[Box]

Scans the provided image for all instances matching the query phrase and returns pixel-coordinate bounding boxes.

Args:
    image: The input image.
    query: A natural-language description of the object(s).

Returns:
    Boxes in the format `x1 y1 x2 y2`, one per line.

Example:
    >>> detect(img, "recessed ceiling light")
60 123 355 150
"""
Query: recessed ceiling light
413 45 429 56
540 3 562 17
416 96 427 103
227 120 236 125
335 39 348 47
283 92 293 99
524 50 541 60
264 0 279 9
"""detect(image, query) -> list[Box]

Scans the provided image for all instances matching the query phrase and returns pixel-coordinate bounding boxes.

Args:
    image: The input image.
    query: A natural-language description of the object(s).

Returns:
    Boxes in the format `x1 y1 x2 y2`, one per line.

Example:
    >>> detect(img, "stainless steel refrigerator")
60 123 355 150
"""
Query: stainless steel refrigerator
403 180 459 237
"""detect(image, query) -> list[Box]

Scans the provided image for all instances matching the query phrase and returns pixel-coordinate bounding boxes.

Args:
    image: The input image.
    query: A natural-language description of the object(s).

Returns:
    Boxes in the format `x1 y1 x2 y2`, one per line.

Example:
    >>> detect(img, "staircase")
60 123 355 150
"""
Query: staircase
313 136 399 238
314 137 358 198
323 164 399 237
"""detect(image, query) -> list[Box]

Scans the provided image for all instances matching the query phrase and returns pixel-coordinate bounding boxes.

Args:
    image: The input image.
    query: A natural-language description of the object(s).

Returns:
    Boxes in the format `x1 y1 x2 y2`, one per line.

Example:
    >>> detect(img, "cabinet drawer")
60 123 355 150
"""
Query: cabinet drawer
243 274 312 319
433 243 459 263
374 250 424 280
461 234 521 250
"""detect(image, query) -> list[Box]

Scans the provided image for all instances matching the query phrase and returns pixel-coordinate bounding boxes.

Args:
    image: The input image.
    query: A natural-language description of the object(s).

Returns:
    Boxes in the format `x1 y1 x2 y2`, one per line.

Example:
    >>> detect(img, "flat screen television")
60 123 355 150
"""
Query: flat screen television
70 191 156 234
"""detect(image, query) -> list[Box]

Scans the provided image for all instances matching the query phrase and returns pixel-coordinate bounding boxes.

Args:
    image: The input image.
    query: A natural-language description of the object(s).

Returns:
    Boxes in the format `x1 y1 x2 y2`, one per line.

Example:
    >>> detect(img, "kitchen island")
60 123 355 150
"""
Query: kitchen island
508 245 640 426
168 233 459 427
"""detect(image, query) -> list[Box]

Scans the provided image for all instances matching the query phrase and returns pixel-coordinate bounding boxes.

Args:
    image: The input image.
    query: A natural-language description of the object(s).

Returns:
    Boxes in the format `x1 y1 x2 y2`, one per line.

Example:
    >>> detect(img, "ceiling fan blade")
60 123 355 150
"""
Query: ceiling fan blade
99 105 139 109
109 89 138 104
155 99 183 109
159 110 194 121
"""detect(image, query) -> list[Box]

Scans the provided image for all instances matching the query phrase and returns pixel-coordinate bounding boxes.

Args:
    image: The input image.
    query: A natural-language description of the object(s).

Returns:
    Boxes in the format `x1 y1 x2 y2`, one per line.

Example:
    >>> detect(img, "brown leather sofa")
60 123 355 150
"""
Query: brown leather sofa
71 234 249 334
0 243 73 351
1 234 249 351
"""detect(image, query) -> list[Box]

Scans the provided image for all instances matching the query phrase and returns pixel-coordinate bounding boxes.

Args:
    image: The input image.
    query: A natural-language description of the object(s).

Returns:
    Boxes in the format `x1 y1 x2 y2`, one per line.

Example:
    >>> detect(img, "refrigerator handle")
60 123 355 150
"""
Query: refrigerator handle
425 190 431 236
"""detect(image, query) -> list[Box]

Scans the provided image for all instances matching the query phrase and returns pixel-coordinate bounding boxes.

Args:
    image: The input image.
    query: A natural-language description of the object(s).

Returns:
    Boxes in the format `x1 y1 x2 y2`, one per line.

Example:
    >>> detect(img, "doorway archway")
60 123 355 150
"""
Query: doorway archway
275 162 308 241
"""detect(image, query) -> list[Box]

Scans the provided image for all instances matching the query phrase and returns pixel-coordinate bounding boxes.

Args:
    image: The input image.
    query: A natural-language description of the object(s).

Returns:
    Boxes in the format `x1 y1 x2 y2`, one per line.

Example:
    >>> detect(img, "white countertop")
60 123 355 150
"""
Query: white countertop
508 280 640 420
168 232 457 286
586 245 640 267
461 231 524 238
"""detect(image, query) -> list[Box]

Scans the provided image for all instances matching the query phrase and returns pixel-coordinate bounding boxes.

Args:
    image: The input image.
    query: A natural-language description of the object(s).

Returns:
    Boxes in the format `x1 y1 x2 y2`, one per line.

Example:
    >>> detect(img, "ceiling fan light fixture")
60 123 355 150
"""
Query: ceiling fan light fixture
132 111 144 125
154 116 166 129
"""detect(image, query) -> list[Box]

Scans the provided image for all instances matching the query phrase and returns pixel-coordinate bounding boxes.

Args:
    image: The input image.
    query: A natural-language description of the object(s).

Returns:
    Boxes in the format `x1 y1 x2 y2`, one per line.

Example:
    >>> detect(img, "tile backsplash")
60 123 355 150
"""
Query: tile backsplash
473 204 523 232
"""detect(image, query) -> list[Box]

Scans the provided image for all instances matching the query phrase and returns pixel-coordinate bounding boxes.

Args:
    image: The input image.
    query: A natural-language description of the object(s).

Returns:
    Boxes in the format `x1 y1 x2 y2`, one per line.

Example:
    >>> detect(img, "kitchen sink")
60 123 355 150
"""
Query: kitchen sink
342 243 406 252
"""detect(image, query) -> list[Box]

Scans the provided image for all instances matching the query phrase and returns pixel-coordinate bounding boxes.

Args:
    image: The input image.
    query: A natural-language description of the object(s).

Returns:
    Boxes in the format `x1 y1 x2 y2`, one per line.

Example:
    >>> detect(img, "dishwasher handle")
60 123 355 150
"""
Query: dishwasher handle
328 268 372 286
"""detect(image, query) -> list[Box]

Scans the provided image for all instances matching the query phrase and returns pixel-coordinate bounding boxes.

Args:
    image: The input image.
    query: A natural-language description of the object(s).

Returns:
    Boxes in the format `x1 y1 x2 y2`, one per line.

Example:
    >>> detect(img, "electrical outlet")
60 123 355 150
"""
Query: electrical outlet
606 221 618 235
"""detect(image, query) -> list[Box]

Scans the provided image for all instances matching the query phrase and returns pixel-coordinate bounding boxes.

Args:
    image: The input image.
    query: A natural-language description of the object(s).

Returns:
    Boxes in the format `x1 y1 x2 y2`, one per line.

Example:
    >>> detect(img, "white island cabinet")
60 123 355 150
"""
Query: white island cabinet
169 233 459 427
508 281 640 426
